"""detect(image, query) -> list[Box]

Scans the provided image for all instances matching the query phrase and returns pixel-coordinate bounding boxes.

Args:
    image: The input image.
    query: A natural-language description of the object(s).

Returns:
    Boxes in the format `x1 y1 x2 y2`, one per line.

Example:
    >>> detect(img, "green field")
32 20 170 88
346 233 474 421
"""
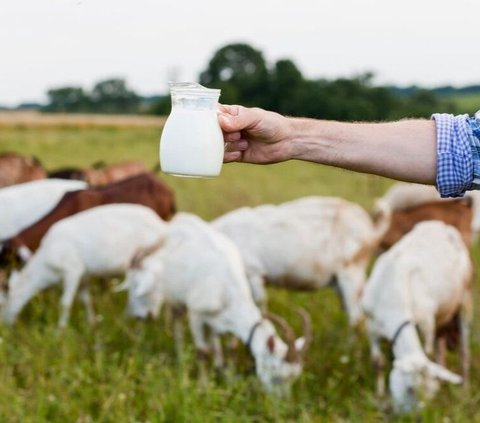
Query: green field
0 125 479 422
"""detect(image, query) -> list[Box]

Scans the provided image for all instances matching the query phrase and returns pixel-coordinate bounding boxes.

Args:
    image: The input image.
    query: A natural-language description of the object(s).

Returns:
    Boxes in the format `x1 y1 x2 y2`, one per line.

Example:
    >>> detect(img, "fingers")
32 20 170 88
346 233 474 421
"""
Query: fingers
224 151 242 163
224 139 248 163
218 113 240 132
224 139 248 152
218 104 257 133
225 131 242 142
217 104 240 116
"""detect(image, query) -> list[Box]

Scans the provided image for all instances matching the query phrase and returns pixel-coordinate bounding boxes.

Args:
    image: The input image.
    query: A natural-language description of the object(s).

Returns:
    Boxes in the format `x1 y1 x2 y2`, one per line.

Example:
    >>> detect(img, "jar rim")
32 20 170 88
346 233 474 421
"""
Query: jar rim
169 81 220 98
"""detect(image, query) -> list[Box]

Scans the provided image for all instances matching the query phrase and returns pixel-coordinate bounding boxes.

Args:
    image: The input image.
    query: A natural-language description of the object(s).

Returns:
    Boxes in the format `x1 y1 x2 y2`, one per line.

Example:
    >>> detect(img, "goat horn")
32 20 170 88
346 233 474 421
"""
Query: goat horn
297 308 313 357
131 238 165 268
264 311 298 363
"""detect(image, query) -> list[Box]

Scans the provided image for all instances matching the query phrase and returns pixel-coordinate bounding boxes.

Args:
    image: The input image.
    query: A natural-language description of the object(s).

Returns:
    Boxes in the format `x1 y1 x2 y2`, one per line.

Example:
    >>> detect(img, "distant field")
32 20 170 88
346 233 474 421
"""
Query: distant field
0 111 166 129
0 119 480 422
449 94 480 115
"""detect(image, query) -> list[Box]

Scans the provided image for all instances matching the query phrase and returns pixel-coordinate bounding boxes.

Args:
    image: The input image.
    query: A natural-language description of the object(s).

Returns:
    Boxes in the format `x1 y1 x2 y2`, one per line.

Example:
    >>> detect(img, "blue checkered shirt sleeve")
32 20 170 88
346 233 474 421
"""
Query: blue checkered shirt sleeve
432 111 480 198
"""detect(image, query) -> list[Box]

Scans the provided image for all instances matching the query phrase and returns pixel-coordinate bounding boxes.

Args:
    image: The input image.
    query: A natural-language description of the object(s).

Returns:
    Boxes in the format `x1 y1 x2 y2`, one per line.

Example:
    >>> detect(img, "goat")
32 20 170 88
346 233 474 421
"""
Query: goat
375 182 440 211
84 160 148 186
47 160 147 186
3 204 167 327
466 191 480 241
48 167 87 181
376 182 479 242
0 152 46 188
0 173 176 265
122 212 312 393
362 221 472 413
212 196 390 326
378 198 473 251
0 179 87 242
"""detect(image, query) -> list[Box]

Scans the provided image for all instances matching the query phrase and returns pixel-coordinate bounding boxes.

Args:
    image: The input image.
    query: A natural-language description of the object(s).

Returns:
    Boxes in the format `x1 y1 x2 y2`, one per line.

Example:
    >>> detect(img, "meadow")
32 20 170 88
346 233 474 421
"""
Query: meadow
0 118 480 422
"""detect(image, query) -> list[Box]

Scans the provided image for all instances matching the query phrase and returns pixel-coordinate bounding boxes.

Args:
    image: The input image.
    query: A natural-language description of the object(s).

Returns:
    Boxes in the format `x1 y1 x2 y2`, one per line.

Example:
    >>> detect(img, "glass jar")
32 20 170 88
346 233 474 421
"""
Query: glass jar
160 82 223 177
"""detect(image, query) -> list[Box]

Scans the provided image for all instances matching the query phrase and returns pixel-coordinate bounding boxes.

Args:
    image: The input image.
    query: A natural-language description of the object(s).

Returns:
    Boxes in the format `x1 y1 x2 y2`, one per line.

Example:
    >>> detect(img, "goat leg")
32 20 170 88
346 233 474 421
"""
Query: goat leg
79 284 96 326
435 336 447 367
58 269 84 328
172 306 186 359
209 331 224 370
189 312 211 387
460 314 470 390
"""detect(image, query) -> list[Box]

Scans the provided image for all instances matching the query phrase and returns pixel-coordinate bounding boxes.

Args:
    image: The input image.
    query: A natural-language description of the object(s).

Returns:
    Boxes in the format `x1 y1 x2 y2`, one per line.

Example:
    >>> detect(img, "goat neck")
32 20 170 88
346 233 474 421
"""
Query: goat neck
388 318 424 360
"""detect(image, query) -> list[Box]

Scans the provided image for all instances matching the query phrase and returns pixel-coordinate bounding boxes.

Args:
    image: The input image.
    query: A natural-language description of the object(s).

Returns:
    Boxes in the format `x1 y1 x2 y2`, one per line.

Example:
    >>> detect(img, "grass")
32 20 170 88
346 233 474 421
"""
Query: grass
1 124 480 422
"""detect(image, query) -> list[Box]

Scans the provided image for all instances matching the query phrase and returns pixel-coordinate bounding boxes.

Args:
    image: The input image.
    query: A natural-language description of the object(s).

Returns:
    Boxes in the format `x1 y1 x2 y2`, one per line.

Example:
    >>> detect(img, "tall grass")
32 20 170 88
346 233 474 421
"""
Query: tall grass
0 125 479 422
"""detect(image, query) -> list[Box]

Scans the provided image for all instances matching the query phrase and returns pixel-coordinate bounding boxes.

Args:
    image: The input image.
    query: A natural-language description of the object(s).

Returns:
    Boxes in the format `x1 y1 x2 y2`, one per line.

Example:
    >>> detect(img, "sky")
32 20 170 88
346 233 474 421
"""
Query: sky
2 0 480 106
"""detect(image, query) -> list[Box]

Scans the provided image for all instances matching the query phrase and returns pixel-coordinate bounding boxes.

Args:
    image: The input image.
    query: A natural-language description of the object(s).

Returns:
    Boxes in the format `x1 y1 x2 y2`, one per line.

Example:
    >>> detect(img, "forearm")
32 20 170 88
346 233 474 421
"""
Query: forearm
220 104 478 197
287 118 437 184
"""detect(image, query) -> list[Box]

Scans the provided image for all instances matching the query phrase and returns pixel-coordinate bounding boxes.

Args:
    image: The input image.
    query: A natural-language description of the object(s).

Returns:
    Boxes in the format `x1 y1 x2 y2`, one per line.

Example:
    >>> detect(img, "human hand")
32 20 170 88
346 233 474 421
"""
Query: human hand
218 105 294 164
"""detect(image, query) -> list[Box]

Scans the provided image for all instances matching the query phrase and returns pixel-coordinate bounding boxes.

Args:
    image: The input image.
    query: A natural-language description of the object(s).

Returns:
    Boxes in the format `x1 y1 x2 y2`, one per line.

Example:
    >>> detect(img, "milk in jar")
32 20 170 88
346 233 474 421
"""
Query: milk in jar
160 82 223 177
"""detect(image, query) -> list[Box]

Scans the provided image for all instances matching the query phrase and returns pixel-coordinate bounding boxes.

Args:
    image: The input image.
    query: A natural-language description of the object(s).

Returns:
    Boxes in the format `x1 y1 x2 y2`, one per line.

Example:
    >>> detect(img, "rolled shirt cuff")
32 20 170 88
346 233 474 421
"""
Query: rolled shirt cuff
431 113 474 198
468 113 480 189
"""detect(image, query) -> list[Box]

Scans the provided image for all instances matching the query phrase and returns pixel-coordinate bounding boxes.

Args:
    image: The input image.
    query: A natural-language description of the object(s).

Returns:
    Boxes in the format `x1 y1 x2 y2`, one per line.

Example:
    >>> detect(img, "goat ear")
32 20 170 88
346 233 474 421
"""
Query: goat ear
17 246 32 262
426 362 463 384
113 279 130 293
134 273 155 297
294 336 305 351
266 335 275 353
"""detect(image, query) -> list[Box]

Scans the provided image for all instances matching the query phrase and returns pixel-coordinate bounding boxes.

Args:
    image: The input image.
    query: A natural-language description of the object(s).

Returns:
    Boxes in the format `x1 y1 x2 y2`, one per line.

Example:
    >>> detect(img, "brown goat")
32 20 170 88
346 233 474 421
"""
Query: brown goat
0 152 46 188
0 173 176 266
47 161 148 185
379 197 473 251
84 160 148 186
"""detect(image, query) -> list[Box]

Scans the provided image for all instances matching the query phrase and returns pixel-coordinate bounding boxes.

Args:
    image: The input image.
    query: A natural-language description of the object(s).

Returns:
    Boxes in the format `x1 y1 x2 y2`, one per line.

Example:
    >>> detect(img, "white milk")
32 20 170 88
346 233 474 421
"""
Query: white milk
160 109 224 177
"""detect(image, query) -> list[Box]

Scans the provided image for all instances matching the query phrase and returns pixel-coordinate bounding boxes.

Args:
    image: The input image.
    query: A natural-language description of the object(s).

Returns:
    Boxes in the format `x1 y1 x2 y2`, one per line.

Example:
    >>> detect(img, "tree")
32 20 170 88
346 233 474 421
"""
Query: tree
400 89 444 118
270 59 304 113
199 43 270 107
91 79 139 114
45 87 91 113
149 95 171 115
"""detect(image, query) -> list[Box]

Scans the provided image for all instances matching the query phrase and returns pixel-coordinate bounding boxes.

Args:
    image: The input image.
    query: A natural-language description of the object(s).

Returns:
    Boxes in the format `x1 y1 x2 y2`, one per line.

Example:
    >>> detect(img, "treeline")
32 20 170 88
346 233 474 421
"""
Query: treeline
44 79 140 114
44 43 471 120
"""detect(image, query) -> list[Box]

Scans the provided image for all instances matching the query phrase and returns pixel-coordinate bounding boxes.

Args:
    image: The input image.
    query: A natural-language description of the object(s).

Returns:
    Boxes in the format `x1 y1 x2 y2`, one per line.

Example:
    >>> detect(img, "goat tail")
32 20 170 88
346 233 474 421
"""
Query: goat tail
462 278 474 325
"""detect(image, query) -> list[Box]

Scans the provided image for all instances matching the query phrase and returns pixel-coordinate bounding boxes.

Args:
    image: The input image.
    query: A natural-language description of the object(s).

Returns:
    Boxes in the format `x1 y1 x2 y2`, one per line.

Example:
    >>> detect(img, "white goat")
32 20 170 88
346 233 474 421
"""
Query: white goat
0 179 87 240
212 196 390 326
3 204 166 327
123 213 312 393
362 221 472 413
466 191 480 240
374 182 440 212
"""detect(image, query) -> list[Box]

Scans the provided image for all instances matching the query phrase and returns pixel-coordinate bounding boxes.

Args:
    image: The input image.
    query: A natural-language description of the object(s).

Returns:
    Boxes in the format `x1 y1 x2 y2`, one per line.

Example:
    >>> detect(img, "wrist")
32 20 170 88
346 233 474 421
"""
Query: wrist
287 117 328 162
